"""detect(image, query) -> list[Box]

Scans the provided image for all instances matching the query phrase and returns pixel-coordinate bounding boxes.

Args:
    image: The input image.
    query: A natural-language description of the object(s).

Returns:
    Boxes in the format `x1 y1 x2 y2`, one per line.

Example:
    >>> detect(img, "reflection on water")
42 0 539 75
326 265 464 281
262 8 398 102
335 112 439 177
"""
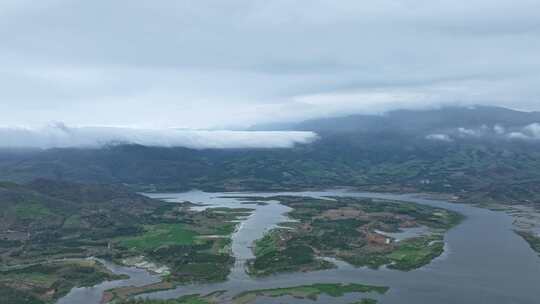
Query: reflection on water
58 190 540 304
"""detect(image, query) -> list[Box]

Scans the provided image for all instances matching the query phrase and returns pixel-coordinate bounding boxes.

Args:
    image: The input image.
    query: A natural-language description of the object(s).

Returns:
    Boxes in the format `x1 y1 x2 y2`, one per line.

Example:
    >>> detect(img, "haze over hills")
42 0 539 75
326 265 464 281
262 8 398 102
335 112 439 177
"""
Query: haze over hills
1 106 540 205
3 1 540 303
252 105 540 134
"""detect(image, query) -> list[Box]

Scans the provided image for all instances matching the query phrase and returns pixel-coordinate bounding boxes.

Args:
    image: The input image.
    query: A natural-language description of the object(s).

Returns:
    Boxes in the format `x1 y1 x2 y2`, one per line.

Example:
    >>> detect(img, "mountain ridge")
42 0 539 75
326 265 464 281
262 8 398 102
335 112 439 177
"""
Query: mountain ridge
0 106 540 205
250 105 540 134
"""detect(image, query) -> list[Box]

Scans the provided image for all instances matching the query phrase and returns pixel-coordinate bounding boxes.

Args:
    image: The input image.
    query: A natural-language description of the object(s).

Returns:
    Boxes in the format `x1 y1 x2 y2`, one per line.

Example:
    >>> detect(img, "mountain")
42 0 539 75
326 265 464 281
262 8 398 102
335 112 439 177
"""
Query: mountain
252 106 540 134
0 106 540 205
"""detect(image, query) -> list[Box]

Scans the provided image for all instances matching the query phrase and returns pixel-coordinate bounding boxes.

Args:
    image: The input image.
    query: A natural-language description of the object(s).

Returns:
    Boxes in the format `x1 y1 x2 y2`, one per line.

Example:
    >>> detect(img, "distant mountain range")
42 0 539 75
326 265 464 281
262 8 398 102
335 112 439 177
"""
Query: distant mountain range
1 106 540 205
252 105 540 134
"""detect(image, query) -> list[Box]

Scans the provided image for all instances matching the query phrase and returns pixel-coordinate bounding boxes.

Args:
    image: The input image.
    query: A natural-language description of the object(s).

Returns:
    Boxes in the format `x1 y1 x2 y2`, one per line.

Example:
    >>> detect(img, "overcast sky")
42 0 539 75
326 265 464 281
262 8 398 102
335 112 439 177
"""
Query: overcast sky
1 0 539 130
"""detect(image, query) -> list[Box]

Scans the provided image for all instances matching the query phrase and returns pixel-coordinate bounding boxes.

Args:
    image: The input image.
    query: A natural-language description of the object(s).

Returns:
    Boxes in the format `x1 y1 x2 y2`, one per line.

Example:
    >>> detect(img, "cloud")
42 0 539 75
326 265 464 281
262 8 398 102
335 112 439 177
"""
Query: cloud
508 123 540 140
507 132 530 140
426 134 453 142
0 124 318 149
0 0 539 128
425 123 540 142
457 127 481 137
493 124 506 134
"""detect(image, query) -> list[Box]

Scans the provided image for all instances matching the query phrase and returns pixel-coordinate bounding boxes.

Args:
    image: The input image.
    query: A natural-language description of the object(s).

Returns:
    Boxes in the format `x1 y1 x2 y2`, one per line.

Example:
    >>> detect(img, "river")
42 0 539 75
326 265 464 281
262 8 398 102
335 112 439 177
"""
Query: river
58 190 540 304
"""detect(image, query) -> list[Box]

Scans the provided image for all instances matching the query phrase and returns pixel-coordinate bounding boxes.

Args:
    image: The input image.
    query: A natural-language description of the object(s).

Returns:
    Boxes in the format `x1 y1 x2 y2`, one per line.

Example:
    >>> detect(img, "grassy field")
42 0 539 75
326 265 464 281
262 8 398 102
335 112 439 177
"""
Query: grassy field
119 224 197 250
350 299 378 304
118 291 227 304
105 207 250 301
114 210 244 285
387 236 445 270
119 294 214 304
13 203 54 219
232 283 388 304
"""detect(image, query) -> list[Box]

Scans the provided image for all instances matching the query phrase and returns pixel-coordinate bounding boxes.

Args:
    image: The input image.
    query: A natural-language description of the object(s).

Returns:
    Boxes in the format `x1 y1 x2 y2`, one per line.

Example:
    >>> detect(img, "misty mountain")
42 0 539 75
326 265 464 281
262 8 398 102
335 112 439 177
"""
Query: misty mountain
1 106 540 205
252 106 540 134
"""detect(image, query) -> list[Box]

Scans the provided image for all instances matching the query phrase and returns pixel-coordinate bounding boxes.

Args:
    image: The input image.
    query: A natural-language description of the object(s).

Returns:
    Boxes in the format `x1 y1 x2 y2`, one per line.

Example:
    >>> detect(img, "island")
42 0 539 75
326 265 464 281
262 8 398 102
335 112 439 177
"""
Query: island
246 196 463 276
116 283 388 304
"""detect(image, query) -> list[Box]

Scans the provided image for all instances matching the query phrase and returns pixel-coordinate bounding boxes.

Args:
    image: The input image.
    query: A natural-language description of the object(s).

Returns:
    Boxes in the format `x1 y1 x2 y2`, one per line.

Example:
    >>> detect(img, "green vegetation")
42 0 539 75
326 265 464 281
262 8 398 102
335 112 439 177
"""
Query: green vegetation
4 106 540 212
232 283 388 304
0 179 164 267
516 230 540 254
119 224 197 250
387 236 444 270
350 299 378 304
252 233 277 257
248 230 334 276
0 260 125 304
0 180 247 302
13 203 53 219
4 107 540 302
119 294 214 304
146 243 234 284
3 107 540 210
248 196 462 275
0 284 44 304
344 235 445 270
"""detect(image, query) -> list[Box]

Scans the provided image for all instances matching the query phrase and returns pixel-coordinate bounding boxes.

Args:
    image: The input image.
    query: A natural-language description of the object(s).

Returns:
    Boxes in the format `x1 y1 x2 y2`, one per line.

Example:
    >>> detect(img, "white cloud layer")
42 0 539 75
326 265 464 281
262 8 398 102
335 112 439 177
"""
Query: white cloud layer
427 123 540 142
426 134 453 142
0 124 318 149
508 123 540 140
0 0 539 128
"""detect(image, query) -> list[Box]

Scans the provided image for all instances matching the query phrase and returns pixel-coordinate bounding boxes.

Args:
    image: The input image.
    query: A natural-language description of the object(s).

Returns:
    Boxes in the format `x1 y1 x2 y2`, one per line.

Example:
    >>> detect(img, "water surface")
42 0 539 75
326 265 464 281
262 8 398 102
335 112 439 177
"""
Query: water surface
59 190 540 304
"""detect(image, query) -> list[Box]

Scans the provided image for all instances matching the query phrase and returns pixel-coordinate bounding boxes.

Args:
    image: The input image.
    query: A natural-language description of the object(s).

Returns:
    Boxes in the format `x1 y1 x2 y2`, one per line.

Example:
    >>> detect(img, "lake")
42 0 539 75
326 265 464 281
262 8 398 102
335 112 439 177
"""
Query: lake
58 190 540 304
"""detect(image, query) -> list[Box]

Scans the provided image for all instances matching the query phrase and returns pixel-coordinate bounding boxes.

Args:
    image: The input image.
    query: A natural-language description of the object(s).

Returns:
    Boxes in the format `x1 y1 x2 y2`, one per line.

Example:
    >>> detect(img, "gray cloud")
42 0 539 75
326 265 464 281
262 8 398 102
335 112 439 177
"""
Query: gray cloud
426 134 453 142
0 124 318 149
493 124 506 135
0 0 539 129
426 123 540 142
457 127 486 137
508 123 540 140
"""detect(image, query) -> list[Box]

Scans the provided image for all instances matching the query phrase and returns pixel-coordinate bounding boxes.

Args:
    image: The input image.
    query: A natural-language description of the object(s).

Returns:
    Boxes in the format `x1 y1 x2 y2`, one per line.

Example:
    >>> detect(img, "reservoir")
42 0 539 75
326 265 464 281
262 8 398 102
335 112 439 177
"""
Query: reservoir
58 190 540 304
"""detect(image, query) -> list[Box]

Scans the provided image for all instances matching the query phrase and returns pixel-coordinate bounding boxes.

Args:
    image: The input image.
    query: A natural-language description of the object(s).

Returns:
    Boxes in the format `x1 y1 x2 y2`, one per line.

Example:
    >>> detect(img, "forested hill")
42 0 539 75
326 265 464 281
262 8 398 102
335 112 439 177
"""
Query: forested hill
1 106 540 205
0 179 162 251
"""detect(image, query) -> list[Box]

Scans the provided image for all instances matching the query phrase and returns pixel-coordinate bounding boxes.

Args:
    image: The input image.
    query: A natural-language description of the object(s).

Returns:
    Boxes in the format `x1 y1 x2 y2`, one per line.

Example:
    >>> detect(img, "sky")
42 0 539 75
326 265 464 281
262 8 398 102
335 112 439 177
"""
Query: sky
0 0 539 147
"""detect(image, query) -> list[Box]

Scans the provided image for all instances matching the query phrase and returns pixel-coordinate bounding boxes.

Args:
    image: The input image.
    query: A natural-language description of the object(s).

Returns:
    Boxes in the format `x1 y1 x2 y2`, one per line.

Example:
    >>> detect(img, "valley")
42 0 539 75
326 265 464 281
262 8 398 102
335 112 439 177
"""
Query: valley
73 190 540 304
2 183 540 303
2 0 540 301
